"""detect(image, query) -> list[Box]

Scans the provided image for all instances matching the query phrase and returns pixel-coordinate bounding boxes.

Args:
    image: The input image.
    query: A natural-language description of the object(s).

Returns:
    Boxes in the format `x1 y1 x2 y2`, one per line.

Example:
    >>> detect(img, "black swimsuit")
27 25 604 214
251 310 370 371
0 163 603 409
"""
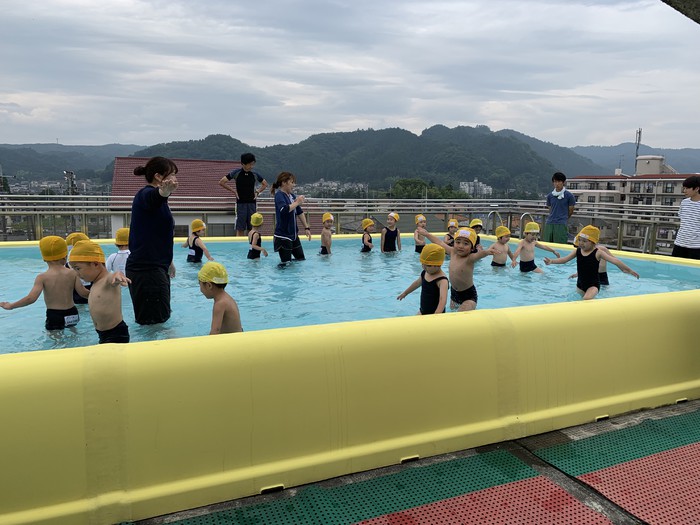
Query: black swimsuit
361 233 372 252
576 248 600 291
420 271 448 314
187 236 204 263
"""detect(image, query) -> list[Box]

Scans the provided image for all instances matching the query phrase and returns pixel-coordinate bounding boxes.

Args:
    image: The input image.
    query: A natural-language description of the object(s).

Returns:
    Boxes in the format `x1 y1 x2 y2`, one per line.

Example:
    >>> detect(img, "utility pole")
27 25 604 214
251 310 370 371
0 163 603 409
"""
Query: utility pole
634 128 642 175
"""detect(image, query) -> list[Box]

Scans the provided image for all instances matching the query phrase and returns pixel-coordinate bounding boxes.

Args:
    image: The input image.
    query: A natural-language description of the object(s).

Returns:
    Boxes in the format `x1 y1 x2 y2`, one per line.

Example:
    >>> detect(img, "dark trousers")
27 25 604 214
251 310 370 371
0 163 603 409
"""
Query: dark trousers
274 236 305 263
126 267 171 325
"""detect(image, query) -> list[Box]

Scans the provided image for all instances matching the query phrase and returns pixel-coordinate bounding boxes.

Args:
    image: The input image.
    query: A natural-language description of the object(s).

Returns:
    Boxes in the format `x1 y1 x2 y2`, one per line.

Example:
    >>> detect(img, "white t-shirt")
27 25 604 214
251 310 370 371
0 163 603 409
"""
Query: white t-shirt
106 249 131 274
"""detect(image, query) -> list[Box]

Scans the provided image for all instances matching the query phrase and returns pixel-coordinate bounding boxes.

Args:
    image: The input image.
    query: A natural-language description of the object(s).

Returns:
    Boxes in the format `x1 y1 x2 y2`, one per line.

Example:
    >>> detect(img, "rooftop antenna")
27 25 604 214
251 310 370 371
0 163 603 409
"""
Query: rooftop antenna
634 128 642 175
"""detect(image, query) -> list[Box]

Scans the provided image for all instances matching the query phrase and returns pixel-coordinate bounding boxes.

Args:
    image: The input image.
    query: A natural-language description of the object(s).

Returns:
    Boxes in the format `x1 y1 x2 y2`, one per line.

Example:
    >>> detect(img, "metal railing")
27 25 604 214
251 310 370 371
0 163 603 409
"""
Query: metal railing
0 194 683 255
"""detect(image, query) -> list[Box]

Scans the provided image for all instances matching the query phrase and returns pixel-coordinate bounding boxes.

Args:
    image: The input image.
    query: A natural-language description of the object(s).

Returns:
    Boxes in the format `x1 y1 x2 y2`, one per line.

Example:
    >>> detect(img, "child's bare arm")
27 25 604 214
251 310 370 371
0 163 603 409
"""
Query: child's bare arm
507 247 516 262
511 241 524 267
535 242 561 258
435 278 449 314
414 230 424 243
75 275 90 298
397 277 421 301
416 228 452 254
1 275 44 309
209 301 225 335
599 251 640 279
380 228 387 253
363 233 373 248
397 231 401 251
107 271 131 288
197 238 214 261
470 244 498 261
544 249 576 265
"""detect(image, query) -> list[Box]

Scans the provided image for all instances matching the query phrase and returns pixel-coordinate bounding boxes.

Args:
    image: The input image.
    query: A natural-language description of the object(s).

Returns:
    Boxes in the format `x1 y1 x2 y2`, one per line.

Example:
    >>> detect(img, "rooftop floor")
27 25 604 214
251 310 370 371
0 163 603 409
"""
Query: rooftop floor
129 399 700 525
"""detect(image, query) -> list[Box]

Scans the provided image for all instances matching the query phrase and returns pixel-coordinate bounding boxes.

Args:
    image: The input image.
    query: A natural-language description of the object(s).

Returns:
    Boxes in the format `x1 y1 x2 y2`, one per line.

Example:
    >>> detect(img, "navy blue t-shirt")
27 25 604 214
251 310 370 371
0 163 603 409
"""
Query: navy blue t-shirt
273 191 303 240
126 185 174 271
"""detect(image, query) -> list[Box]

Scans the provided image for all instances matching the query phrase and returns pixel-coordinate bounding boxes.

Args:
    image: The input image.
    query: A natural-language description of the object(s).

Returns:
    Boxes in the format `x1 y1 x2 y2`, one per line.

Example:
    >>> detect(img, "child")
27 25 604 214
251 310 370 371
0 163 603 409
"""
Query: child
66 231 91 304
1 236 89 330
198 261 243 334
469 219 484 252
381 212 401 252
568 234 613 285
511 222 560 273
417 227 498 311
106 227 130 274
183 219 214 263
69 240 131 343
443 218 459 247
491 226 516 267
544 225 639 300
414 214 427 253
320 212 334 255
397 243 449 315
361 218 374 252
247 213 269 259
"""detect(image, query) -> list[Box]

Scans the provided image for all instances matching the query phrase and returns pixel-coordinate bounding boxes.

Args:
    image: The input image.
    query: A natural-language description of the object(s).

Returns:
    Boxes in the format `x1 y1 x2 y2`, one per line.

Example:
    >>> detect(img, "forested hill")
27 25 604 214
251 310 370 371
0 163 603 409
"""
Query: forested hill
133 125 604 194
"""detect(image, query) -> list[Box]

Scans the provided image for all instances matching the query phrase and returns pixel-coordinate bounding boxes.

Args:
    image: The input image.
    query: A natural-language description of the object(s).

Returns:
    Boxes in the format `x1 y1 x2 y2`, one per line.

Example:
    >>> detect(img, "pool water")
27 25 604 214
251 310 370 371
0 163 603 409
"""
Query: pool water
1 238 699 354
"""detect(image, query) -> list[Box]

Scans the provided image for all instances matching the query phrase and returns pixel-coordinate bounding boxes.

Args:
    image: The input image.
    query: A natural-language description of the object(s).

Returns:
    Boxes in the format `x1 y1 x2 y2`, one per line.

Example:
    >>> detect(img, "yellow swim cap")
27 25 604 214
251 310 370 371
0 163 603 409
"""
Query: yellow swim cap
198 261 228 284
419 243 446 266
322 212 334 223
115 227 130 245
39 236 68 261
415 214 426 224
251 213 263 227
524 222 540 234
454 227 477 246
495 225 511 238
388 212 400 222
191 219 206 233
447 219 459 228
361 218 374 230
469 218 483 228
576 225 600 245
68 240 105 264
65 232 89 247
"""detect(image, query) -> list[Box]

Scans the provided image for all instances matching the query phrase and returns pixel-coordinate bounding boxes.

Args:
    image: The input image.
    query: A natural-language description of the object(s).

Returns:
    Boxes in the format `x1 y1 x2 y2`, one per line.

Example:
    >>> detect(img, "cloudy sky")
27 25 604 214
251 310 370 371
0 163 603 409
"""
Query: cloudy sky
2 0 699 149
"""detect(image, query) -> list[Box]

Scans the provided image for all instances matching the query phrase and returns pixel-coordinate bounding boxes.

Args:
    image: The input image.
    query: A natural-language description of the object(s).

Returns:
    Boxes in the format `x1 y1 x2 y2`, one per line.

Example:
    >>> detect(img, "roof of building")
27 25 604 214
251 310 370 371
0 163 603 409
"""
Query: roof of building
569 173 695 181
111 157 242 209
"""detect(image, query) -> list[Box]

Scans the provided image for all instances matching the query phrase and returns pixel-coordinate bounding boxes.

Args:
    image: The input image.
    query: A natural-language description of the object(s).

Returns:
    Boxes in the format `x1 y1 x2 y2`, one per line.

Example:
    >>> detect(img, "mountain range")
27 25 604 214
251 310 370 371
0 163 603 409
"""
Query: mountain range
1 126 698 195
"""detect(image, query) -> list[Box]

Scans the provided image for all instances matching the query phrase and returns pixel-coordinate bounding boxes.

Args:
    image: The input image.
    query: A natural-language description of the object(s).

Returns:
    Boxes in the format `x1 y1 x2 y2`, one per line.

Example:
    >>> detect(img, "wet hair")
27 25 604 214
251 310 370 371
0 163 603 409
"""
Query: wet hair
682 175 700 190
133 156 178 183
241 152 256 165
214 283 227 289
270 171 296 195
552 171 567 182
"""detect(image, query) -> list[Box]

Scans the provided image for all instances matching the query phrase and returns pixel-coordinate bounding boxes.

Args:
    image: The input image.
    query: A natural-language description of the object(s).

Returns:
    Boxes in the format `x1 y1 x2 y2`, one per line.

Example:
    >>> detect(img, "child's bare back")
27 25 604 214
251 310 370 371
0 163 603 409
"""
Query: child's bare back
212 292 242 334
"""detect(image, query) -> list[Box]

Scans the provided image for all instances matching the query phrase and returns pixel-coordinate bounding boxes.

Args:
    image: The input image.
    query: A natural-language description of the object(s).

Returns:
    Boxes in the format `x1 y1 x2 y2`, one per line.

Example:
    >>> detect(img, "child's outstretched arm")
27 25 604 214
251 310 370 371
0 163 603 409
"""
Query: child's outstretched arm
416 228 453 254
397 277 421 301
0 275 44 310
544 249 576 265
470 244 498 261
599 251 640 279
536 242 561 258
196 238 215 261
108 271 131 288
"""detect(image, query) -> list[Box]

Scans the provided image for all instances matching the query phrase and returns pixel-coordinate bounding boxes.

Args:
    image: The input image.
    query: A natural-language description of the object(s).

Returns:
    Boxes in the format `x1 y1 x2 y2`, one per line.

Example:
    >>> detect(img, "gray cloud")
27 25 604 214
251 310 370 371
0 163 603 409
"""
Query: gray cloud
1 0 698 149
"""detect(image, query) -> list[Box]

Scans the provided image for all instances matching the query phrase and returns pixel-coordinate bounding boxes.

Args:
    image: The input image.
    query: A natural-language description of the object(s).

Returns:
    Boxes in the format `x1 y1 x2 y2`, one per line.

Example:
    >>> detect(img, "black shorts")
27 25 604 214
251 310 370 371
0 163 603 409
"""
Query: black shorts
97 320 130 344
126 266 171 325
491 261 506 267
450 285 478 306
320 246 329 255
274 236 305 263
672 245 700 260
45 306 80 330
519 260 537 273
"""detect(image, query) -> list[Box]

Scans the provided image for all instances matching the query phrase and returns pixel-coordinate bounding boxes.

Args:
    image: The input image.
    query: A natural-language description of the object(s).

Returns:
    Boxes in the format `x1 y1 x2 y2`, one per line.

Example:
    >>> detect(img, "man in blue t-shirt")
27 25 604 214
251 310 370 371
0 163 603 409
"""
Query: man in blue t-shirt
218 152 268 236
543 172 576 244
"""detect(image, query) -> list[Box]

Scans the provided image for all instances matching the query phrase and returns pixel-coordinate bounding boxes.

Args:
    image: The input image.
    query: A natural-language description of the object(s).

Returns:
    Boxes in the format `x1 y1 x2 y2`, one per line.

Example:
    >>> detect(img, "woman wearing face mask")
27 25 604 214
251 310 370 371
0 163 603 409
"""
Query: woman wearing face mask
126 156 179 325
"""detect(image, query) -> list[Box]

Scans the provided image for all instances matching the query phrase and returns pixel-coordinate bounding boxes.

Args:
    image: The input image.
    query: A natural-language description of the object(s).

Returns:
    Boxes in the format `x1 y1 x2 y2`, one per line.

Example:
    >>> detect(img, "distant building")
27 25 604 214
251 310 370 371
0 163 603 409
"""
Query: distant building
460 178 493 197
567 156 688 208
110 157 241 237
